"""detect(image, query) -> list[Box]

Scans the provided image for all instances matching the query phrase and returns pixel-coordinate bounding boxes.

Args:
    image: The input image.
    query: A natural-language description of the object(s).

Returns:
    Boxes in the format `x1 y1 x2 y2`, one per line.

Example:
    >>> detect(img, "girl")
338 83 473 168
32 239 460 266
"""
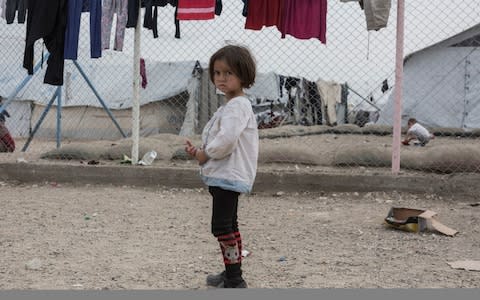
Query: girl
185 45 258 288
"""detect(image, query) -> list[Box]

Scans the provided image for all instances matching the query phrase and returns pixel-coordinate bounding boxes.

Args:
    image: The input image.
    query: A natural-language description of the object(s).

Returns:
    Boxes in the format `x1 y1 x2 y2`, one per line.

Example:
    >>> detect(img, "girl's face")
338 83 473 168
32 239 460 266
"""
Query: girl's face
212 59 244 100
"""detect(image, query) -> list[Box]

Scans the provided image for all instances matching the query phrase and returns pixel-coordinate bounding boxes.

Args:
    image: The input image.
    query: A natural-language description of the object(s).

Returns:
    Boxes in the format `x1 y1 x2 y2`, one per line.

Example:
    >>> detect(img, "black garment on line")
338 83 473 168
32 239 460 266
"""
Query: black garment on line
127 0 180 39
5 0 27 24
23 0 67 86
241 0 248 17
215 0 222 15
126 0 139 28
306 80 323 125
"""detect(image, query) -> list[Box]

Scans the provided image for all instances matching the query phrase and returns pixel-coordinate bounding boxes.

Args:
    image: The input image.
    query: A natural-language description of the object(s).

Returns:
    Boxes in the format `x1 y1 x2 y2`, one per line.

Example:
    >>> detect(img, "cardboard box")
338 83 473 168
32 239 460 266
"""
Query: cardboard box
384 207 458 236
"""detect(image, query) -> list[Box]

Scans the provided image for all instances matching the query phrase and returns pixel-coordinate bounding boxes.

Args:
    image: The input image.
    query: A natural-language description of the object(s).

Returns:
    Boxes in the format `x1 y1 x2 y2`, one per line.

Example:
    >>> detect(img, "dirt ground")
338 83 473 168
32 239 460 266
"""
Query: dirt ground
0 181 479 289
1 128 480 289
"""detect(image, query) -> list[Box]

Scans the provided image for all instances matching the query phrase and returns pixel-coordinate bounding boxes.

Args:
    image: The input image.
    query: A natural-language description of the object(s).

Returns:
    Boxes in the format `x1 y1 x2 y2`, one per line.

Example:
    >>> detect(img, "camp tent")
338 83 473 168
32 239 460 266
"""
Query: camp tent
1 47 283 140
377 23 480 130
1 53 202 139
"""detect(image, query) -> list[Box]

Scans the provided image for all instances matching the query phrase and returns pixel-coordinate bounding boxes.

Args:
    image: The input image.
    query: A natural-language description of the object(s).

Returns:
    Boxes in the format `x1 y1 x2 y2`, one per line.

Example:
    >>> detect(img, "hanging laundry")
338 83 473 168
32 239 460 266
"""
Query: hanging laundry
244 0 283 31
142 0 159 37
144 0 176 38
241 0 248 17
215 0 222 16
5 0 26 24
279 0 327 43
23 0 68 86
102 0 128 51
363 0 391 31
176 0 215 20
128 1 181 39
64 0 102 60
140 58 147 89
305 80 323 125
316 79 342 126
126 0 139 28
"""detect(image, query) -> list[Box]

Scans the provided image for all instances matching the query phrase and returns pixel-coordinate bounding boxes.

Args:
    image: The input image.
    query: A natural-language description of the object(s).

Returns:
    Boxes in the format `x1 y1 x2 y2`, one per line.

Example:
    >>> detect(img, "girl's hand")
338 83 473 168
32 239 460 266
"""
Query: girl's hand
185 140 210 165
184 140 198 157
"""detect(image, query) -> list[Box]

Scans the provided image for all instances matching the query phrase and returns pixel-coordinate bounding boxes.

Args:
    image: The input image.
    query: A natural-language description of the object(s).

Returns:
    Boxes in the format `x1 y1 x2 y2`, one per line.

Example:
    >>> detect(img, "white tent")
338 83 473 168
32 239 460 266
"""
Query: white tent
378 23 480 130
1 47 282 139
1 52 202 139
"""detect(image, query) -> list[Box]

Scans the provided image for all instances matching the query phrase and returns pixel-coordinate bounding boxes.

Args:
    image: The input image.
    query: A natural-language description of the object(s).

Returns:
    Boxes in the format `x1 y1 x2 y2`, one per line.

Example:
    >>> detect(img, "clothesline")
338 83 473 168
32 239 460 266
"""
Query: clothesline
3 0 392 87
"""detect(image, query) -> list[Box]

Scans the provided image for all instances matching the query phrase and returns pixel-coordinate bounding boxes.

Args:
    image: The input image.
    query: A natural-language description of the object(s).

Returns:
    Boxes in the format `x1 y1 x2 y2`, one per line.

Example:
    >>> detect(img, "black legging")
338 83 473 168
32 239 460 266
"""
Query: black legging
209 186 239 237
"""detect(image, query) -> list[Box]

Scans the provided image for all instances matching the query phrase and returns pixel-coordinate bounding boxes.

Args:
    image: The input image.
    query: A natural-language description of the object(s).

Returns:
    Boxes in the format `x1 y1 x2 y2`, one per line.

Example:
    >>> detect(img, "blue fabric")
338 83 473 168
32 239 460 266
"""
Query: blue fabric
64 0 102 60
201 175 251 194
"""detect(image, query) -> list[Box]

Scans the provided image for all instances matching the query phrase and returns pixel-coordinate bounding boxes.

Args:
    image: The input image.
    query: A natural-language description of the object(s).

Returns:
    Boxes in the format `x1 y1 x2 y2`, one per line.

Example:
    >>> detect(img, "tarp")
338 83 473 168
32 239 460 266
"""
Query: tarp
0 52 199 109
378 23 480 129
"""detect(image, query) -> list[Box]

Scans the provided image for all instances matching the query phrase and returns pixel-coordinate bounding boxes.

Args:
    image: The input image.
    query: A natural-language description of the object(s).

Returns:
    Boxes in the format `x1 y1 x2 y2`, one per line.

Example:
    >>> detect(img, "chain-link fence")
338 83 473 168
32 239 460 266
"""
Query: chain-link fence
1 0 480 174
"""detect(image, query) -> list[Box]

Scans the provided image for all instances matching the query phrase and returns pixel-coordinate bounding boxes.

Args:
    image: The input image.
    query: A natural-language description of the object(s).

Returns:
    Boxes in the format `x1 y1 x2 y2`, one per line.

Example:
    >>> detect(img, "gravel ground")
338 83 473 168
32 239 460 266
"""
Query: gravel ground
1 181 479 289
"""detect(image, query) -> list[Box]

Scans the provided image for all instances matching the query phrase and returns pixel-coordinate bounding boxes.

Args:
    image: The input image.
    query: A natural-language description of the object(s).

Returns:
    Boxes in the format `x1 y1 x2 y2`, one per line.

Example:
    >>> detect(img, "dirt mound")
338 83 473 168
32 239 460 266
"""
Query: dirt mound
334 144 480 173
41 134 200 162
39 128 480 173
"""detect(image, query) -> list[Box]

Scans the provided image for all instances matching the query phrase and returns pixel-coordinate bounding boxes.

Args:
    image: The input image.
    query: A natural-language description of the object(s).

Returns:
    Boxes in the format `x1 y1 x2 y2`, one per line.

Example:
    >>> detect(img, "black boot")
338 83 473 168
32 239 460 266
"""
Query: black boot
206 271 226 287
218 263 247 288
217 277 248 288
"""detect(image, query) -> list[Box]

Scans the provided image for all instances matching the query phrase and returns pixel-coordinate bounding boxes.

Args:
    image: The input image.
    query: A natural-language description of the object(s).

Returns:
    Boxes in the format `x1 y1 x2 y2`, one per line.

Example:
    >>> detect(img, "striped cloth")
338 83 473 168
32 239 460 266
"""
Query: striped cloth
177 0 215 20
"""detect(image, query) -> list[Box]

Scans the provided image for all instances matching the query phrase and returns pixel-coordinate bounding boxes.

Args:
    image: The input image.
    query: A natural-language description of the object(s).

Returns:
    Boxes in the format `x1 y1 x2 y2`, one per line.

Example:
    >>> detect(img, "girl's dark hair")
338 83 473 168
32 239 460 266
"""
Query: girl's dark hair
208 45 256 88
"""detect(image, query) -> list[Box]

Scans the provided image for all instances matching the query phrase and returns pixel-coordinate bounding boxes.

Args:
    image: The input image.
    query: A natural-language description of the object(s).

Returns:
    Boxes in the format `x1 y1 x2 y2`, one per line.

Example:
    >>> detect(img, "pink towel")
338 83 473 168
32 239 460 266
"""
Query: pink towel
177 0 215 20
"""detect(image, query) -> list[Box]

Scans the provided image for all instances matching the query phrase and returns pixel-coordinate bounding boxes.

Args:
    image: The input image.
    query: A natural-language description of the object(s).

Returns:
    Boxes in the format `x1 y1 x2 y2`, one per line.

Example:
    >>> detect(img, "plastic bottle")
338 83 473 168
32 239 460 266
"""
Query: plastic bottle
138 150 157 165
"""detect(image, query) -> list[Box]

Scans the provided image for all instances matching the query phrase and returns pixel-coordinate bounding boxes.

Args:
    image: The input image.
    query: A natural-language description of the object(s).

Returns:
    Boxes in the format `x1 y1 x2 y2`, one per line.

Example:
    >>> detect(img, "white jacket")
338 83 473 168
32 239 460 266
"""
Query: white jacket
200 96 259 193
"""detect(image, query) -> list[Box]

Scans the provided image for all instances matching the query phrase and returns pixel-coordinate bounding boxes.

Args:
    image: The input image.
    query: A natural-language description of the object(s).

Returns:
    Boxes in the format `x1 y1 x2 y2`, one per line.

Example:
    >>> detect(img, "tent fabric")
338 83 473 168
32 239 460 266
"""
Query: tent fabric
378 24 480 130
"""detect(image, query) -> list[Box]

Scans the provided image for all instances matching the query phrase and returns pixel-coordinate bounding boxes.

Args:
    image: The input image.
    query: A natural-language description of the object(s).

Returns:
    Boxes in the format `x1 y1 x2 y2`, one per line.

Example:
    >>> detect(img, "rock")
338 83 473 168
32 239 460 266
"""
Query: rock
25 258 42 270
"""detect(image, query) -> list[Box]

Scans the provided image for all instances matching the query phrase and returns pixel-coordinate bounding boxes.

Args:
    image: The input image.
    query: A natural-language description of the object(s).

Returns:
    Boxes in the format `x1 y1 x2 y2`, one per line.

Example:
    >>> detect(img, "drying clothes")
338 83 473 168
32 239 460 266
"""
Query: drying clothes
143 0 165 38
177 0 215 20
279 0 327 43
140 58 147 89
102 0 128 51
241 0 248 17
363 0 391 31
305 80 323 125
131 1 180 39
126 0 139 27
127 0 176 27
143 0 158 37
244 0 283 31
64 0 102 60
23 0 68 86
316 79 342 126
214 0 222 15
5 0 26 24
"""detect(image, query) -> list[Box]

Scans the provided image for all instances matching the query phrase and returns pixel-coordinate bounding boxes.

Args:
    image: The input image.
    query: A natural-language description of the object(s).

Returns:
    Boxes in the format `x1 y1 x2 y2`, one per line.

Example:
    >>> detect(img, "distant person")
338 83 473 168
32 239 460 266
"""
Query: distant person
184 45 258 288
0 108 15 152
402 118 434 146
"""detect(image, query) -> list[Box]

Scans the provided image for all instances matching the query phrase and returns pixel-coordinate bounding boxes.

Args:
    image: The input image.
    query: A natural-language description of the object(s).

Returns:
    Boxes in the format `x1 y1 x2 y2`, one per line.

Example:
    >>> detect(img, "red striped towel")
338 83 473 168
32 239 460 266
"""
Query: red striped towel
177 0 216 20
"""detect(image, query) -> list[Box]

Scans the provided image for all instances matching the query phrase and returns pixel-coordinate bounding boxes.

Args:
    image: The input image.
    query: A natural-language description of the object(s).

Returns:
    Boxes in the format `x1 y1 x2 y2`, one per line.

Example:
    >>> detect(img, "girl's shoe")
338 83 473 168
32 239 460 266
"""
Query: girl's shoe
217 278 248 288
206 271 226 287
